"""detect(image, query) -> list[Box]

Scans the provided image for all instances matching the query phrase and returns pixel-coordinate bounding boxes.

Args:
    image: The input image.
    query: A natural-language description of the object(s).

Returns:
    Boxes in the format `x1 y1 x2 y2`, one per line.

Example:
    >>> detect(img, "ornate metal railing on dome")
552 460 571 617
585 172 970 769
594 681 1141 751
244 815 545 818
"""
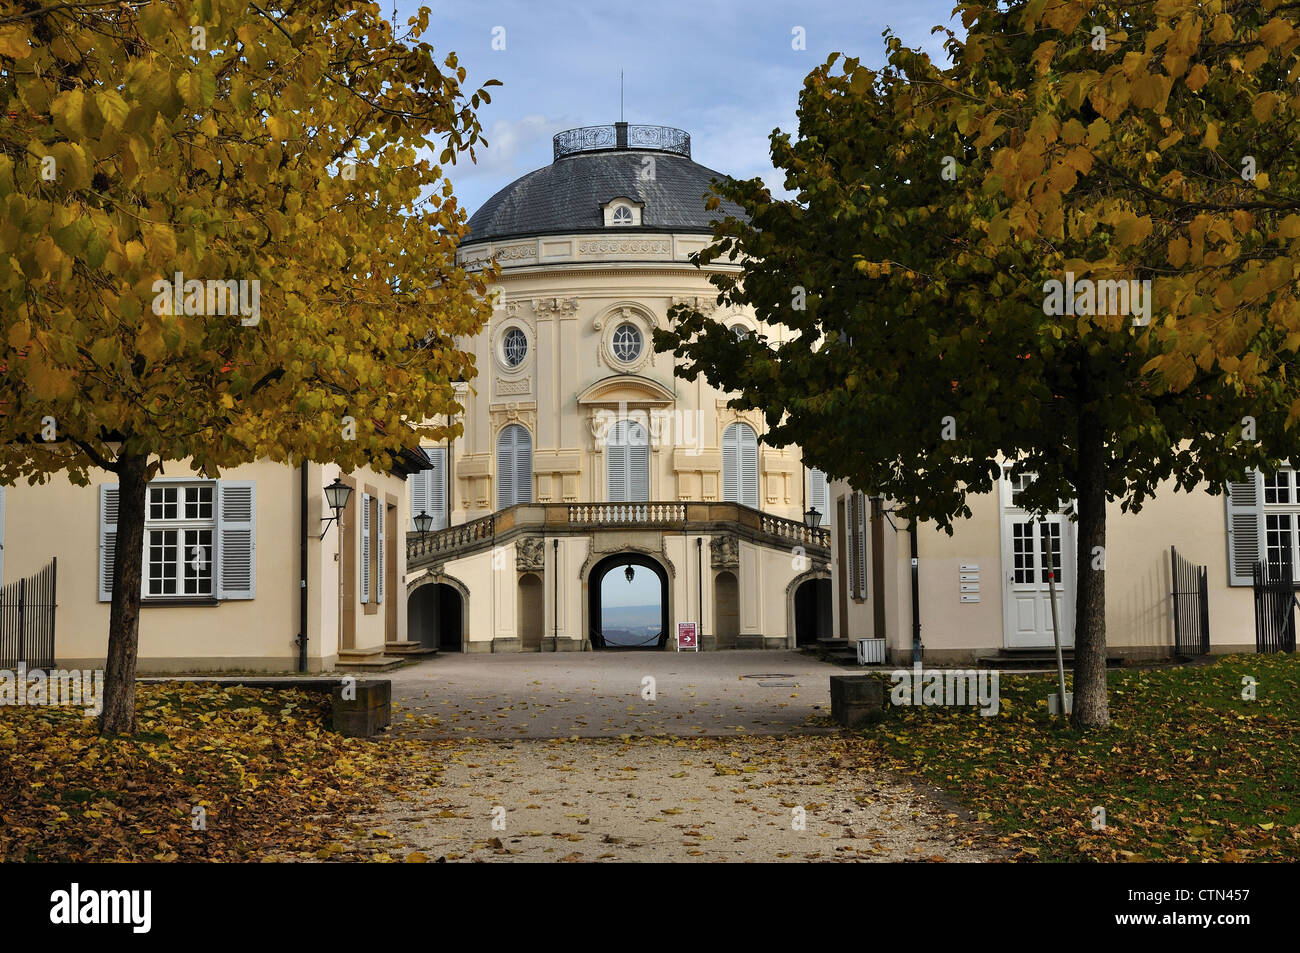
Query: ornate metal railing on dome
553 123 691 160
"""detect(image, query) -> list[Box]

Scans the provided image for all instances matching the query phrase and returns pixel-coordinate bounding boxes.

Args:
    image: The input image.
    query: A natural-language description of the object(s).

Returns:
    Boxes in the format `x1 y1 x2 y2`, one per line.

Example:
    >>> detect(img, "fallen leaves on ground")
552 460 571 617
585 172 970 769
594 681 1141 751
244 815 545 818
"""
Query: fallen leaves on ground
839 654 1300 862
0 683 415 862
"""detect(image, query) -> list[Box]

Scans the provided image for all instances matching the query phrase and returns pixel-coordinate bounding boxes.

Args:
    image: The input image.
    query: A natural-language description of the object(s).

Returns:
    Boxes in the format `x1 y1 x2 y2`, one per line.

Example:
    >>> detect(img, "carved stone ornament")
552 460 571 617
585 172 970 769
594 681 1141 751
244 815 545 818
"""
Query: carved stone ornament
710 535 740 570
516 536 547 572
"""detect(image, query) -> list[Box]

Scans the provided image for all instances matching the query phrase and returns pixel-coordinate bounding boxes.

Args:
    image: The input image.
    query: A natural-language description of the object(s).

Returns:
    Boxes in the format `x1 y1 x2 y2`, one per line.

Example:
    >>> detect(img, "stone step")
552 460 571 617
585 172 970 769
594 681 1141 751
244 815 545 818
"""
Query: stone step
336 655 406 672
337 646 385 660
978 652 1126 669
385 641 438 656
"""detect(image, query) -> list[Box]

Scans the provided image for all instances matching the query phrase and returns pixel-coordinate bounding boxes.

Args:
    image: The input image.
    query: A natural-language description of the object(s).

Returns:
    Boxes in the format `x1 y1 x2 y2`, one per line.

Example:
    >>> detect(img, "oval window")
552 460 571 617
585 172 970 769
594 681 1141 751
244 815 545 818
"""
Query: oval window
502 327 528 367
612 323 642 362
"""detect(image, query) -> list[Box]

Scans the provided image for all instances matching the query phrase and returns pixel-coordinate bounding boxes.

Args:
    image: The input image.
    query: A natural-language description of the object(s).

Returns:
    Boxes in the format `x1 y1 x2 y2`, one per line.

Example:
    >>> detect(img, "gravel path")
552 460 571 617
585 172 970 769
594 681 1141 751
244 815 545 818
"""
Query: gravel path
347 736 1003 863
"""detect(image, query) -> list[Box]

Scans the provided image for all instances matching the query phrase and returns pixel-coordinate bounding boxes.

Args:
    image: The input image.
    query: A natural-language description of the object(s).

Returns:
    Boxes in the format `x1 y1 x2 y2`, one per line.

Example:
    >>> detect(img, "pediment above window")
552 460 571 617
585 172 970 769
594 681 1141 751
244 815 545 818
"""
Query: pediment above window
576 374 675 408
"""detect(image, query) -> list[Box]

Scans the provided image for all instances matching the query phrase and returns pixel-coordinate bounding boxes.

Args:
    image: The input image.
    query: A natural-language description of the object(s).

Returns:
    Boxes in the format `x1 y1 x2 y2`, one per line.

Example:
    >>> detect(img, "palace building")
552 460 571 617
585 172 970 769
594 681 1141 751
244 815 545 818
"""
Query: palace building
403 122 832 654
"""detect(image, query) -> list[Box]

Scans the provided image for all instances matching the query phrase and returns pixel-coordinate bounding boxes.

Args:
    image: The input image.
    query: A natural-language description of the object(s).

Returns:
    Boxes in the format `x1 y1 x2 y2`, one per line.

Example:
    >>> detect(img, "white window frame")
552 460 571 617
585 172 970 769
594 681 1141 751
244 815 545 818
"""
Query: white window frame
144 481 216 599
1263 469 1300 572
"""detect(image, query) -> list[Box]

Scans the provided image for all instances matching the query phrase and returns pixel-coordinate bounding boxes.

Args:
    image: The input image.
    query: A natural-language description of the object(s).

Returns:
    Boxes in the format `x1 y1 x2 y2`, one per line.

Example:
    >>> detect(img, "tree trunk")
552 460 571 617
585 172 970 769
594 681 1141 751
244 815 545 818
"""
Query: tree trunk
1071 414 1109 729
99 452 149 735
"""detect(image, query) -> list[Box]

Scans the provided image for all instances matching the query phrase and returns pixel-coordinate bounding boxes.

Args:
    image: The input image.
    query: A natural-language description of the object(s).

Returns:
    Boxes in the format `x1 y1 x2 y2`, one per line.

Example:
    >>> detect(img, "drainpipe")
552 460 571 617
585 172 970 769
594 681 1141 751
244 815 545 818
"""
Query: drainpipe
909 519 922 665
697 536 704 648
297 464 309 673
552 538 559 652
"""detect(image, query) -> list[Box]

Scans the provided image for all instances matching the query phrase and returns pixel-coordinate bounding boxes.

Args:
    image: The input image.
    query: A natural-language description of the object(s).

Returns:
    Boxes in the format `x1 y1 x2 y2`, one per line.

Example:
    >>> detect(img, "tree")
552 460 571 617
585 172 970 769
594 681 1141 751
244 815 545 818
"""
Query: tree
655 1 1300 728
0 0 497 734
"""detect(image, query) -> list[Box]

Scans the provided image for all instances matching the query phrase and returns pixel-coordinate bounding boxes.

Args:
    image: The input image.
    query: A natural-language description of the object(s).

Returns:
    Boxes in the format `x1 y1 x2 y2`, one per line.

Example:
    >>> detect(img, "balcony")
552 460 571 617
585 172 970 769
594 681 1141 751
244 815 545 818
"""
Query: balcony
407 501 829 568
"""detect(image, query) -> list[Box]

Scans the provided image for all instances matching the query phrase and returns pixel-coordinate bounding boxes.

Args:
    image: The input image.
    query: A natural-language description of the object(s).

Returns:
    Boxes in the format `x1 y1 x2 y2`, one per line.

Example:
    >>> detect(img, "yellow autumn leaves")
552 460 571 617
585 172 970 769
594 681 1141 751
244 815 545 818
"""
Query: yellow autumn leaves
0 0 498 485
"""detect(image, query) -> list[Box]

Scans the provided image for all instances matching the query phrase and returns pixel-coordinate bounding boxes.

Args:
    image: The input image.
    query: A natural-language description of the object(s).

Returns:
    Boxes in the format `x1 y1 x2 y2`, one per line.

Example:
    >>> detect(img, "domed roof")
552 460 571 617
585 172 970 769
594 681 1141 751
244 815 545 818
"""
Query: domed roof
465 123 748 244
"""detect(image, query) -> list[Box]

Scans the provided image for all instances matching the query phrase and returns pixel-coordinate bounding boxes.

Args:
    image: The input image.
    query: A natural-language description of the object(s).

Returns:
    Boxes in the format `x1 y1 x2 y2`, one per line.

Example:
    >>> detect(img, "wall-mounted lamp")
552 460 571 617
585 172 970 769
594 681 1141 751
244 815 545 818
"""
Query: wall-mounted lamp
320 477 353 539
803 506 823 529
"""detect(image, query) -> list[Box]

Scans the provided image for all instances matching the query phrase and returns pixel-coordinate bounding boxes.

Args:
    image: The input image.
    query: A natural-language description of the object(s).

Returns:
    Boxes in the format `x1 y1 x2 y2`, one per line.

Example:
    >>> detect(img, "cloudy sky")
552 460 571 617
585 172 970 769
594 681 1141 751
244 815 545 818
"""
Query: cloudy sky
397 0 964 217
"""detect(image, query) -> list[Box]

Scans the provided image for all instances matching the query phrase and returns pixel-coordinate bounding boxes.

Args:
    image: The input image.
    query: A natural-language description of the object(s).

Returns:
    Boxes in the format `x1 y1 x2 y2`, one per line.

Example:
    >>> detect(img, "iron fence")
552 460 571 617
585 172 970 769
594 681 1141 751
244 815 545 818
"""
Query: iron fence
0 557 57 669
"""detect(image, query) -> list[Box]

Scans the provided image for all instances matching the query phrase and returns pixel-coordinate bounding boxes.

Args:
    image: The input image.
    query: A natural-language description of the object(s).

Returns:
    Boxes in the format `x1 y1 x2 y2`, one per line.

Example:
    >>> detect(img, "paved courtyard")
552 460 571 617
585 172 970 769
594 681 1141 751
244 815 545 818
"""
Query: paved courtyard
386 649 845 740
352 652 1010 863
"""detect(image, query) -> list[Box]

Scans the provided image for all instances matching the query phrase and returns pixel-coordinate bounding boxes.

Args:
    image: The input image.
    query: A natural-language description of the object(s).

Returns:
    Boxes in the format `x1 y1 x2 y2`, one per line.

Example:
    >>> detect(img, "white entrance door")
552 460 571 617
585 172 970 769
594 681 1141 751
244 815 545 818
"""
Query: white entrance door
999 473 1074 648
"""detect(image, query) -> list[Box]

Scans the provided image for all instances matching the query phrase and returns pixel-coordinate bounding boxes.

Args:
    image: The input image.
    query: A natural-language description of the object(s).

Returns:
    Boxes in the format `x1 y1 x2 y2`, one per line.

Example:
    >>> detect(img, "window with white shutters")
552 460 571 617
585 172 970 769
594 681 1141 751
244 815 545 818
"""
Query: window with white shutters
1230 468 1300 584
1225 471 1265 587
410 446 447 531
98 480 255 601
606 419 650 502
497 424 533 509
360 492 371 603
722 422 758 508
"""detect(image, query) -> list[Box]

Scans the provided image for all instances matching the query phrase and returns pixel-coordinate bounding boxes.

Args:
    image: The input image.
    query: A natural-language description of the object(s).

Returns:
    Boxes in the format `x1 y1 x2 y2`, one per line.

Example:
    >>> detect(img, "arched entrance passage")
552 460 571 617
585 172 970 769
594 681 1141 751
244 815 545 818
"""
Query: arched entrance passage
406 581 464 652
588 552 670 650
714 570 739 649
793 577 832 647
519 573 544 651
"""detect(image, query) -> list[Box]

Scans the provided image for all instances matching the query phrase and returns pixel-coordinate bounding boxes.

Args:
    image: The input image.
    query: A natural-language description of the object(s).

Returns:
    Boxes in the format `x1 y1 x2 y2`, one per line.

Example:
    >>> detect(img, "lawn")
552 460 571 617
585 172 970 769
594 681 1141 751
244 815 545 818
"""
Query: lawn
839 653 1300 861
0 683 417 862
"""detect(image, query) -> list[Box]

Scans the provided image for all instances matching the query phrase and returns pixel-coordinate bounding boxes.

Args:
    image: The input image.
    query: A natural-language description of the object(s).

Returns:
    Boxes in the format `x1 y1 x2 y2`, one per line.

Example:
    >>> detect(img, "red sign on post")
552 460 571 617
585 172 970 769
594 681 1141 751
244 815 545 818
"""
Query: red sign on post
676 622 698 652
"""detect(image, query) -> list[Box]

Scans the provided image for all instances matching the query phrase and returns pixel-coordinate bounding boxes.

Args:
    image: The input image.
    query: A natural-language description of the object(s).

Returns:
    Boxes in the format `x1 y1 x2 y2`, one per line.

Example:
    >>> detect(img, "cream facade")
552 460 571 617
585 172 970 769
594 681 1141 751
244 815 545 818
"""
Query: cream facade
0 457 418 673
827 471 1265 665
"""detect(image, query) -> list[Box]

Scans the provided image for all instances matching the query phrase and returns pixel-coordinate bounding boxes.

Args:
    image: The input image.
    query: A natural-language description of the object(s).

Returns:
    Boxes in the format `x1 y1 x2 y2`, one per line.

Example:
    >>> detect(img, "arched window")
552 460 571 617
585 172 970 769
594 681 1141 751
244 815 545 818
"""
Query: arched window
722 422 759 507
496 424 533 509
611 205 634 225
606 419 650 502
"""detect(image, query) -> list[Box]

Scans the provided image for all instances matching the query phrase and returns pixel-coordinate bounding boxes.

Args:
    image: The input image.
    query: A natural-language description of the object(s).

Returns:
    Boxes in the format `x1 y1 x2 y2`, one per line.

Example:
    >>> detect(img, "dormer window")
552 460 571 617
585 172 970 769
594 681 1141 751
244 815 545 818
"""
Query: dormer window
603 197 643 227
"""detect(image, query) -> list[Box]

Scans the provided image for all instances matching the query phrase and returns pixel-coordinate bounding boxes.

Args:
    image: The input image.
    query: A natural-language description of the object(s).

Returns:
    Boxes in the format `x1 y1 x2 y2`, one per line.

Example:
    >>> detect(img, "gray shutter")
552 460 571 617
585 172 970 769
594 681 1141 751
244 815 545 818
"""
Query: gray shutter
722 424 739 503
360 492 371 603
216 480 255 600
809 468 828 519
410 447 447 531
514 426 533 504
376 500 384 604
1225 471 1264 587
846 493 858 599
428 447 447 529
739 425 759 508
497 428 516 508
99 484 119 602
855 492 868 598
607 420 628 502
629 422 650 502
